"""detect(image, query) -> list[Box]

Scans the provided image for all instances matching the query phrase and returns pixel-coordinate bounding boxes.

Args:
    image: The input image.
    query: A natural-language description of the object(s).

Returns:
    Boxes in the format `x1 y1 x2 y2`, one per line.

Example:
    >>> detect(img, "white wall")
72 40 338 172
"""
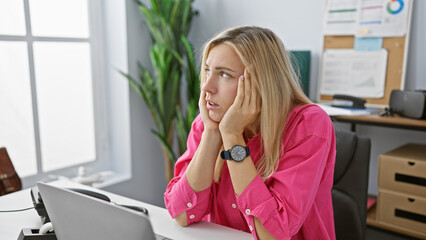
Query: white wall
105 0 426 206
189 0 326 99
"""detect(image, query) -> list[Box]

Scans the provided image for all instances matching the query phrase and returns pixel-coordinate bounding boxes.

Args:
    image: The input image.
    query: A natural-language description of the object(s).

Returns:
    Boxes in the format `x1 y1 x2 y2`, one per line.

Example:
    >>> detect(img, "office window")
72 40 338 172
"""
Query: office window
0 0 107 180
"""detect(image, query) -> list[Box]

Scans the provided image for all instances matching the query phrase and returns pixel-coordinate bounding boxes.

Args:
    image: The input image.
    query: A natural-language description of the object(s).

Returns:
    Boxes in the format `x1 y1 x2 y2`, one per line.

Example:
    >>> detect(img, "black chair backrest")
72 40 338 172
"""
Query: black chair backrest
333 131 371 240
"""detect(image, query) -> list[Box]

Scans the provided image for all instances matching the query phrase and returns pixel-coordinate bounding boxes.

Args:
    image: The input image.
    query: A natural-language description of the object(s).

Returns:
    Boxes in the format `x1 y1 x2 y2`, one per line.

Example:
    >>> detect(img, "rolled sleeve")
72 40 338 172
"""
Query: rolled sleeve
236 175 290 239
236 132 334 239
164 172 211 223
164 114 213 224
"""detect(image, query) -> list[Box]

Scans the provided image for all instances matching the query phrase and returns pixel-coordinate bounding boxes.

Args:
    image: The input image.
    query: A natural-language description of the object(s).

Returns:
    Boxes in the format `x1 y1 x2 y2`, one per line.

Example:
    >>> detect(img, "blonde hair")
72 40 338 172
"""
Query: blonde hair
200 26 312 181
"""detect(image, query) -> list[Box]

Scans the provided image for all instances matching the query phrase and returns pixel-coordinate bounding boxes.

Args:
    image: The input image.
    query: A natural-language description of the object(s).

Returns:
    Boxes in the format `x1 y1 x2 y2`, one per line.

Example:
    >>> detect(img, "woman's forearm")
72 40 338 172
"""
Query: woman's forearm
173 129 221 226
222 133 257 195
174 211 188 226
223 134 277 239
186 129 222 192
254 217 278 240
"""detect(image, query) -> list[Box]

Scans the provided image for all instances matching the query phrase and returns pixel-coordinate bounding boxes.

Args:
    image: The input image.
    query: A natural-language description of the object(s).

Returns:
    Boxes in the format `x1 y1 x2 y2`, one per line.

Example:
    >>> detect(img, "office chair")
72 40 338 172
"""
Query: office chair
333 130 371 240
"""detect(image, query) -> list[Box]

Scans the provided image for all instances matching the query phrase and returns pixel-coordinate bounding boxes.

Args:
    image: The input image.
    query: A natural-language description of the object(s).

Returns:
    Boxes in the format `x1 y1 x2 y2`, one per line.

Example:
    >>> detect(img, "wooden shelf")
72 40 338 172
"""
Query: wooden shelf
366 199 426 239
333 113 426 131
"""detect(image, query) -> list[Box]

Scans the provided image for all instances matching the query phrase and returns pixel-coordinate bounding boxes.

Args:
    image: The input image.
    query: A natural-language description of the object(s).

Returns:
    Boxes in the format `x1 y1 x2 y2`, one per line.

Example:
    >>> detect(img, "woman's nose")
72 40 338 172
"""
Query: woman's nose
201 75 217 94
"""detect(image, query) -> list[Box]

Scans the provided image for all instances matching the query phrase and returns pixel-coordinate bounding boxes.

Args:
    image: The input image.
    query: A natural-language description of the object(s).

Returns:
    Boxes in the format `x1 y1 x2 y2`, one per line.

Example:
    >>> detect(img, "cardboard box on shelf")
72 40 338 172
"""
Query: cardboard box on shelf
377 189 426 238
378 143 426 197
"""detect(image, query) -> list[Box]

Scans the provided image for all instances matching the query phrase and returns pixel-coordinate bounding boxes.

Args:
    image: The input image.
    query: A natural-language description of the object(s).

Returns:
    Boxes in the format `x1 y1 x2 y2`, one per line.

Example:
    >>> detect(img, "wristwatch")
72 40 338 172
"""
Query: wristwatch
220 145 250 162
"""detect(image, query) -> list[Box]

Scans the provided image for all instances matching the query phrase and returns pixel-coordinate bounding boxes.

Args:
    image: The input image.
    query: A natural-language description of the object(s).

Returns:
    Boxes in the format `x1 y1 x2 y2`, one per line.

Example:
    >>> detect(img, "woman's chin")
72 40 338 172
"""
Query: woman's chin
208 111 222 123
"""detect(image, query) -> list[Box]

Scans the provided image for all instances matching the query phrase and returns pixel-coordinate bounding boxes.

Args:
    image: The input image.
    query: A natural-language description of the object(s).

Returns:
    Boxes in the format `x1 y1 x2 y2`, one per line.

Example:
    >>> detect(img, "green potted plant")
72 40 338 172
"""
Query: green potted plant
121 0 199 181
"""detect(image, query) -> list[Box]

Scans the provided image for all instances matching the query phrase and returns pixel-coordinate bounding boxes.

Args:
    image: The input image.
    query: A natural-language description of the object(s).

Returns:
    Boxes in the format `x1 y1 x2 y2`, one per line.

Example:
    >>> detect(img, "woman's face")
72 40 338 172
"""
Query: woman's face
202 43 245 122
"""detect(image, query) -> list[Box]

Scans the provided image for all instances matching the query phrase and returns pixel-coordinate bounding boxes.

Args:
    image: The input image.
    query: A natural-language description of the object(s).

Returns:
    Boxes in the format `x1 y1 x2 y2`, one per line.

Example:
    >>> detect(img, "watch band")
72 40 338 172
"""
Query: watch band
220 150 231 160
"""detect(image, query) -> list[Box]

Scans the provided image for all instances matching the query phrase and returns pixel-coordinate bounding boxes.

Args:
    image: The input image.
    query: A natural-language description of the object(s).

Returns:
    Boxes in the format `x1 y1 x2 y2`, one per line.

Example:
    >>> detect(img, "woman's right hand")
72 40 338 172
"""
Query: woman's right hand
199 91 220 131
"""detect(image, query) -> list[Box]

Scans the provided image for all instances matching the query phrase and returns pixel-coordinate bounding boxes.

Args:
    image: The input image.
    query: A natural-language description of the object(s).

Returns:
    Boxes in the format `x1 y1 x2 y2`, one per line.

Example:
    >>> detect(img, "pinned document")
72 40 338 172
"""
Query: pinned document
356 0 410 37
319 49 388 98
324 0 411 37
324 0 359 35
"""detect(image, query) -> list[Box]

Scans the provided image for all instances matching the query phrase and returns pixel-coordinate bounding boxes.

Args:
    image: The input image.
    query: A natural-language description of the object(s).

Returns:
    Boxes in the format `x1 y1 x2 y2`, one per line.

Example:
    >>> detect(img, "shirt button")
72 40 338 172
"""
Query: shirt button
245 209 251 215
189 214 195 219
232 203 237 208
187 202 192 208
249 225 253 231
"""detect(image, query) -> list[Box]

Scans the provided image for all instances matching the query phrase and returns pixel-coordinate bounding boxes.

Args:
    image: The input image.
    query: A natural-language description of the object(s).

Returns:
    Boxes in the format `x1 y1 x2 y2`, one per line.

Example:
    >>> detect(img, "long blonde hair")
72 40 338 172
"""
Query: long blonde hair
200 26 311 181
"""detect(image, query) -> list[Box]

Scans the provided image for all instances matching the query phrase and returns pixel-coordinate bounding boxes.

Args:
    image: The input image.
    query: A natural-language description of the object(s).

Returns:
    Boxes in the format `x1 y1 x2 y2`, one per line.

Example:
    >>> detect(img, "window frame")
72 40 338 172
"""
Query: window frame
0 0 129 187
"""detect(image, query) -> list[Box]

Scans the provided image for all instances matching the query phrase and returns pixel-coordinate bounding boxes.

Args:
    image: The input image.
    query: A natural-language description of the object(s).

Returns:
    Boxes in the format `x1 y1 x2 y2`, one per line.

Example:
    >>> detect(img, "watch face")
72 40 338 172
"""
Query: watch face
230 145 247 161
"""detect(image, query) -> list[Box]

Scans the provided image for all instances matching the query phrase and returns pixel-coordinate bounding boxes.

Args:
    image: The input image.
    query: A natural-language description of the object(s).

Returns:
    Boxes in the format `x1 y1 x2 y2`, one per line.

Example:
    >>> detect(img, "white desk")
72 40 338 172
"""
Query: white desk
0 180 252 240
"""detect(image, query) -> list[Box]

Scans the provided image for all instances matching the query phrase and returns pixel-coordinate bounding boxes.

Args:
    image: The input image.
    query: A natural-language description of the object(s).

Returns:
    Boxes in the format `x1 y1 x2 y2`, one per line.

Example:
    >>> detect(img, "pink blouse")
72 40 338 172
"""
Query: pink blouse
164 104 336 239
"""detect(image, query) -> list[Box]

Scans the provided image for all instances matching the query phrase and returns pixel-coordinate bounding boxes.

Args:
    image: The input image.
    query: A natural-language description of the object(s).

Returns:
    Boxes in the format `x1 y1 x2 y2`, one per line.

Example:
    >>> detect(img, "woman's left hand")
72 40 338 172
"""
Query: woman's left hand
219 68 261 138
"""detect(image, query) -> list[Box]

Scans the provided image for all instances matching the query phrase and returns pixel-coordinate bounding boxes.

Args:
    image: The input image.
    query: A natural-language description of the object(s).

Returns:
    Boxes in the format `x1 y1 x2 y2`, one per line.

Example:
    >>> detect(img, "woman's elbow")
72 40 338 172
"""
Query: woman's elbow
174 212 188 227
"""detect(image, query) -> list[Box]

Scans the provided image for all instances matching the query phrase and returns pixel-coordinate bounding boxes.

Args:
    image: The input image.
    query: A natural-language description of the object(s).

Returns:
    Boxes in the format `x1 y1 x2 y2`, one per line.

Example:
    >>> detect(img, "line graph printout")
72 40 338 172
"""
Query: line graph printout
320 49 388 98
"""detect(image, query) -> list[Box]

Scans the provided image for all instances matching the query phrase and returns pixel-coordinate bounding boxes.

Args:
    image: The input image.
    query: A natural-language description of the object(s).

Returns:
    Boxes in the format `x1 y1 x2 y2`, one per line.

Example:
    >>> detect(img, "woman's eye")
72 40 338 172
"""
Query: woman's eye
219 72 230 78
205 69 211 76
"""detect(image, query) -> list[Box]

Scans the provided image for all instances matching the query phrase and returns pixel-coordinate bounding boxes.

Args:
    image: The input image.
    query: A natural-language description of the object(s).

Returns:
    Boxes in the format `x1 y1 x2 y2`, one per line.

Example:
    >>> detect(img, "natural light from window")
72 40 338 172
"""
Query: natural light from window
33 42 96 172
0 0 26 36
0 41 37 177
29 0 89 38
0 0 97 178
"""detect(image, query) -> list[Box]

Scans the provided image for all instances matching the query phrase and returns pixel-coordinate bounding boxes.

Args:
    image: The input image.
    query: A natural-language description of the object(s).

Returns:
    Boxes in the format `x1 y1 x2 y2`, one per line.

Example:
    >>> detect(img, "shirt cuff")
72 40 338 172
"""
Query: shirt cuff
164 173 211 222
236 174 287 239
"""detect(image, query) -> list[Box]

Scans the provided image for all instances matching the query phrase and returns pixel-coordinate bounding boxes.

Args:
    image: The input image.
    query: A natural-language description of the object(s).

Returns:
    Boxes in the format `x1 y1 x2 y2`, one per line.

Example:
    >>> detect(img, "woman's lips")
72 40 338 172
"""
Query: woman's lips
206 100 219 110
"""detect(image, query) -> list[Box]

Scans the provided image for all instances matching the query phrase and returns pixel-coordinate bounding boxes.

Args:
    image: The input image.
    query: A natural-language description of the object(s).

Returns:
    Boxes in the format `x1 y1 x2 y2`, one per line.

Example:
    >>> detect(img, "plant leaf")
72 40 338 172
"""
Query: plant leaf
151 129 177 163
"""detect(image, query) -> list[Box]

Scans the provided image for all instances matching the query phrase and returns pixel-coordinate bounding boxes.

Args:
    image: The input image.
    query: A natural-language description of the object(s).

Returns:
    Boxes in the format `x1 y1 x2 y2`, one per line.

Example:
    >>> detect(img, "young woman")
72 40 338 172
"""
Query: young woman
164 26 336 240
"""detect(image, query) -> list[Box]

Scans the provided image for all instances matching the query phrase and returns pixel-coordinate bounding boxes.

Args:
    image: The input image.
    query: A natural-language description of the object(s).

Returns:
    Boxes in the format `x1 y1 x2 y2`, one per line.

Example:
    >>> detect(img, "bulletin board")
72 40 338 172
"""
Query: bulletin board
318 1 413 106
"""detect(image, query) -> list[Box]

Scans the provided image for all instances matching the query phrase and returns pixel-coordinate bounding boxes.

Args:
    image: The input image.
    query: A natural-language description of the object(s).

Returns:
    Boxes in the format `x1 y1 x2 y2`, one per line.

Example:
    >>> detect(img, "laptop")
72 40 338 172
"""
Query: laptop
37 182 170 240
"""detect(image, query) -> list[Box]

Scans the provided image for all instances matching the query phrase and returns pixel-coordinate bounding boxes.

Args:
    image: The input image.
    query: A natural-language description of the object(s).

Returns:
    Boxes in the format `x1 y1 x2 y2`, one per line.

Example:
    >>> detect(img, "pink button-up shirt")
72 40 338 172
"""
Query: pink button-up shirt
164 104 336 239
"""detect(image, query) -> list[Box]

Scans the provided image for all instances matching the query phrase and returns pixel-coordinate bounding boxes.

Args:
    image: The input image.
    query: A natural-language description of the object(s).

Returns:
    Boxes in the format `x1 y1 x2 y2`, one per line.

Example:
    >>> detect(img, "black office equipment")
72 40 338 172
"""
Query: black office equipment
17 228 57 240
31 186 50 224
332 94 366 109
389 90 426 119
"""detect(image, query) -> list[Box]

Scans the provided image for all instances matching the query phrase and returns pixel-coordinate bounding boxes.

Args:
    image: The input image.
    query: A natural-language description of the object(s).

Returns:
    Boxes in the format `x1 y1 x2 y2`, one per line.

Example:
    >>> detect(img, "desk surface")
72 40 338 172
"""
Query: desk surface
333 113 426 131
0 180 252 240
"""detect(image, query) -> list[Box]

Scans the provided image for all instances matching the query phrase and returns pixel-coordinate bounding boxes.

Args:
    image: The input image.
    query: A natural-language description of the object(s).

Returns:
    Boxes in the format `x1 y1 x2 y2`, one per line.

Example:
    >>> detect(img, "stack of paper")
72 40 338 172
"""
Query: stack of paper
316 103 381 116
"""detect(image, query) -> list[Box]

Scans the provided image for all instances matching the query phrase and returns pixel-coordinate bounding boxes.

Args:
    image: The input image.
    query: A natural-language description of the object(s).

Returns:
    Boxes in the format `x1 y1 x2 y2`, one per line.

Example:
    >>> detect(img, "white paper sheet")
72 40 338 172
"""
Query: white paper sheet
323 0 410 37
316 103 381 116
356 0 410 37
323 0 359 35
319 49 388 98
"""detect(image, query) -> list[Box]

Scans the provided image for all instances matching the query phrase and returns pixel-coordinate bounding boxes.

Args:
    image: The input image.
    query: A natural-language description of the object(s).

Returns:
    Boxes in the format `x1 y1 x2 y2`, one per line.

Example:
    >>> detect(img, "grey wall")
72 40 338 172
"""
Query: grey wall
102 0 168 207
406 0 426 90
105 0 426 206
188 0 326 100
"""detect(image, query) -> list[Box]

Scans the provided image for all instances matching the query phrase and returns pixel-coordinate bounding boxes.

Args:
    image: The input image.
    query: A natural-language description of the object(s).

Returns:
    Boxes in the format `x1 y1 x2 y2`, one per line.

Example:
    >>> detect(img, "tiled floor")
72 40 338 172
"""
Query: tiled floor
366 226 423 240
